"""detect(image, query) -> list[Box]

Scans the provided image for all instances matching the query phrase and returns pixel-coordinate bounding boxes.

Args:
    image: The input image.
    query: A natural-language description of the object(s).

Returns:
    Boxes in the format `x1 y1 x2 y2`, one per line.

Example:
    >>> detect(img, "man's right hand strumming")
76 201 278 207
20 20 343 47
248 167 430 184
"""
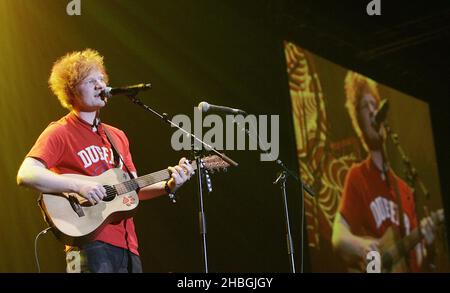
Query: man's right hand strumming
76 180 107 205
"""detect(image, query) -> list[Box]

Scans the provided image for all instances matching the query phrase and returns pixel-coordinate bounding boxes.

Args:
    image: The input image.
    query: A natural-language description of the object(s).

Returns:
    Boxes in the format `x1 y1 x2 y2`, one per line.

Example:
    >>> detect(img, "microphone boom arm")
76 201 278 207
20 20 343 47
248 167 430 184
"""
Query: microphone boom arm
125 95 238 167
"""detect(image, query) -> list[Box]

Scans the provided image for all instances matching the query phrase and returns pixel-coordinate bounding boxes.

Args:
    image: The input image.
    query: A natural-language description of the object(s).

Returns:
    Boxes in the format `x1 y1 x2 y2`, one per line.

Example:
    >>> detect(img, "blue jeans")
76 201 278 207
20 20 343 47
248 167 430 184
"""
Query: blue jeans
66 241 142 273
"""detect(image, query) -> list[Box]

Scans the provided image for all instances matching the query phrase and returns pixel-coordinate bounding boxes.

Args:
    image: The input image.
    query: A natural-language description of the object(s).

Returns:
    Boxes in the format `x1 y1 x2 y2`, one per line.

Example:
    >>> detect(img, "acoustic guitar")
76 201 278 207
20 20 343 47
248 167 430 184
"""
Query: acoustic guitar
347 209 444 272
379 208 444 273
39 155 229 246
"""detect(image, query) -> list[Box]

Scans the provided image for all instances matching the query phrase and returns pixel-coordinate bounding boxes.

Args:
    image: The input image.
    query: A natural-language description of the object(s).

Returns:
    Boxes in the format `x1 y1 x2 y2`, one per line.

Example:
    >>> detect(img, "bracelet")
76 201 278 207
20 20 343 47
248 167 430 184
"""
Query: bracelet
165 180 177 203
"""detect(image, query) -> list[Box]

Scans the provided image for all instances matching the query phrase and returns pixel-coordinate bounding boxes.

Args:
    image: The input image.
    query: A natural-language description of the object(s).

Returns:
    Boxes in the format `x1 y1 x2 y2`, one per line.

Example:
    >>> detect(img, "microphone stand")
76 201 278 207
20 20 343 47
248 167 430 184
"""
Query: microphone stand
123 94 238 273
233 119 315 273
273 159 315 273
384 122 429 199
384 121 435 270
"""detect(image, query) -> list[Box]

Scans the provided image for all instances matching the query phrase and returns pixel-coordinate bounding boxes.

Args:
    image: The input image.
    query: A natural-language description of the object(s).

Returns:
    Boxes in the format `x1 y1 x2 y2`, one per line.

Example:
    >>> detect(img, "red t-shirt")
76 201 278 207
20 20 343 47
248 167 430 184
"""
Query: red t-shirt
27 112 139 255
339 157 420 272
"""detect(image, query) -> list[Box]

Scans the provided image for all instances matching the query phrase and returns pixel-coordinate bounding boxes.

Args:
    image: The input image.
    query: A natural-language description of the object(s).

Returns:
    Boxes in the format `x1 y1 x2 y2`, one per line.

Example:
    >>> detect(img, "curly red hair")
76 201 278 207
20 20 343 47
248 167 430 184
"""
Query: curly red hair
344 71 381 151
48 49 109 110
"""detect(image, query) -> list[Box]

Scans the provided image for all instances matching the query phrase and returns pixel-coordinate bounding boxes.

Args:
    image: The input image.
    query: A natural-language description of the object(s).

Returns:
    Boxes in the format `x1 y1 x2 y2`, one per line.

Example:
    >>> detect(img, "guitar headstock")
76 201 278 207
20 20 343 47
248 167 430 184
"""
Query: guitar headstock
198 155 231 173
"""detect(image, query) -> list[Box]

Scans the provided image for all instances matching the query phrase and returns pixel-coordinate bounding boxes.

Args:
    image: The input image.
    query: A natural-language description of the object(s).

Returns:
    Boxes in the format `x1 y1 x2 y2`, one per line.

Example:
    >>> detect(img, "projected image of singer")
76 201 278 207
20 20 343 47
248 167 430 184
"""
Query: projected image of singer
331 71 436 272
16 49 194 273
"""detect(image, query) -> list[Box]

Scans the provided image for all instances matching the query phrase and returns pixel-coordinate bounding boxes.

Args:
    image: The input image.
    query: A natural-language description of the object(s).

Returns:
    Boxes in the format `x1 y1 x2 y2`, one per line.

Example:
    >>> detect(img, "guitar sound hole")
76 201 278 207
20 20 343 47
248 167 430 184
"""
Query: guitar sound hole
103 185 117 202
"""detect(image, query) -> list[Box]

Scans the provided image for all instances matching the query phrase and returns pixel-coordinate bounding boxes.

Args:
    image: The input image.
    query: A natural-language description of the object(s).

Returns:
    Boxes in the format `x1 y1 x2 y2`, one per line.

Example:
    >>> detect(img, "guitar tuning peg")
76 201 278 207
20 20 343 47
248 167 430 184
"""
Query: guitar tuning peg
203 171 213 193
206 181 213 193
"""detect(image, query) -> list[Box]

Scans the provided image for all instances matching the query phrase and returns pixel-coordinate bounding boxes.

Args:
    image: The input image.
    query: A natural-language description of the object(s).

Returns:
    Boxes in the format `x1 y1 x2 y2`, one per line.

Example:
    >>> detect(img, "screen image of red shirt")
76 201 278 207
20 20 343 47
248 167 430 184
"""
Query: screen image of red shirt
27 112 139 255
338 156 420 271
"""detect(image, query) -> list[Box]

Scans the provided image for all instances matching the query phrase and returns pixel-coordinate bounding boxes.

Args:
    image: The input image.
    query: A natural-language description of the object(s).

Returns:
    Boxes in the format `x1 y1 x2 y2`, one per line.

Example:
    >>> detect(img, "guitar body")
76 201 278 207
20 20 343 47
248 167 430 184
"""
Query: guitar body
39 168 139 246
346 209 444 273
346 229 410 273
37 155 230 246
378 226 409 273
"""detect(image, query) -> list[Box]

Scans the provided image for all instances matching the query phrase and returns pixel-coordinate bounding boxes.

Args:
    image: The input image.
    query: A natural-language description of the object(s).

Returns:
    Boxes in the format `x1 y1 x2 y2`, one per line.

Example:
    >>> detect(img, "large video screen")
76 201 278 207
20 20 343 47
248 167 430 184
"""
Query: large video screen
284 41 448 272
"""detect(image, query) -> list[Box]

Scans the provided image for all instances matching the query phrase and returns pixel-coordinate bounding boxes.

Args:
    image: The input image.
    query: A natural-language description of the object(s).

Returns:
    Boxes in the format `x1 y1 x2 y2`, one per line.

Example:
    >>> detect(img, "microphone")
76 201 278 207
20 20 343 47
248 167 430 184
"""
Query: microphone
197 101 247 115
100 83 151 99
373 99 389 130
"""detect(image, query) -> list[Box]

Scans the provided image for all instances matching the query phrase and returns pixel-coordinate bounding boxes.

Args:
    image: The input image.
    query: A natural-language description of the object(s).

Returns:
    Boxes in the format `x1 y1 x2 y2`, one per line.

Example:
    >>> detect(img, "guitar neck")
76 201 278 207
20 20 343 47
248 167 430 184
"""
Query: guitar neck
113 161 199 195
387 210 442 259
401 229 421 254
405 210 443 251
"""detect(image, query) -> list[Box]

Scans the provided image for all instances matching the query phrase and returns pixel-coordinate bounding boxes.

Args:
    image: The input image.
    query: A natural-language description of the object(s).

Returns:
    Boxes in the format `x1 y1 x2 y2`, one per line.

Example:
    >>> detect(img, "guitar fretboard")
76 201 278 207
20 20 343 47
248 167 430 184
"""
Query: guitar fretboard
383 209 443 269
113 162 199 195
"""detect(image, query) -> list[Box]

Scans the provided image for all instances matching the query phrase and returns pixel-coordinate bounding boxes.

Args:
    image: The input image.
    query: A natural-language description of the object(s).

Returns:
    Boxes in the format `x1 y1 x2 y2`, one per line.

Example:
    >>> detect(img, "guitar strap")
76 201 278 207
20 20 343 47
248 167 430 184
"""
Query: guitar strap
102 125 136 181
380 143 411 271
102 124 137 266
389 170 411 271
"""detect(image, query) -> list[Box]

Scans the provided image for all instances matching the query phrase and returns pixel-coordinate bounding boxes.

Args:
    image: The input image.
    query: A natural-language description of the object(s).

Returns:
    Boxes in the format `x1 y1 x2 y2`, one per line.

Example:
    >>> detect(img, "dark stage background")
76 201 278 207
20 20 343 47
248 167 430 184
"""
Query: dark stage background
0 0 449 272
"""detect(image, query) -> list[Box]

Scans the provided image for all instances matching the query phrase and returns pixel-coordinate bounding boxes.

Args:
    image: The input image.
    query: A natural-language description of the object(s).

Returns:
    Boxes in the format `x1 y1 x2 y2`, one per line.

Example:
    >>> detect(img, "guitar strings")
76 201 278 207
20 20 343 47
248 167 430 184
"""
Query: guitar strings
105 160 208 197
